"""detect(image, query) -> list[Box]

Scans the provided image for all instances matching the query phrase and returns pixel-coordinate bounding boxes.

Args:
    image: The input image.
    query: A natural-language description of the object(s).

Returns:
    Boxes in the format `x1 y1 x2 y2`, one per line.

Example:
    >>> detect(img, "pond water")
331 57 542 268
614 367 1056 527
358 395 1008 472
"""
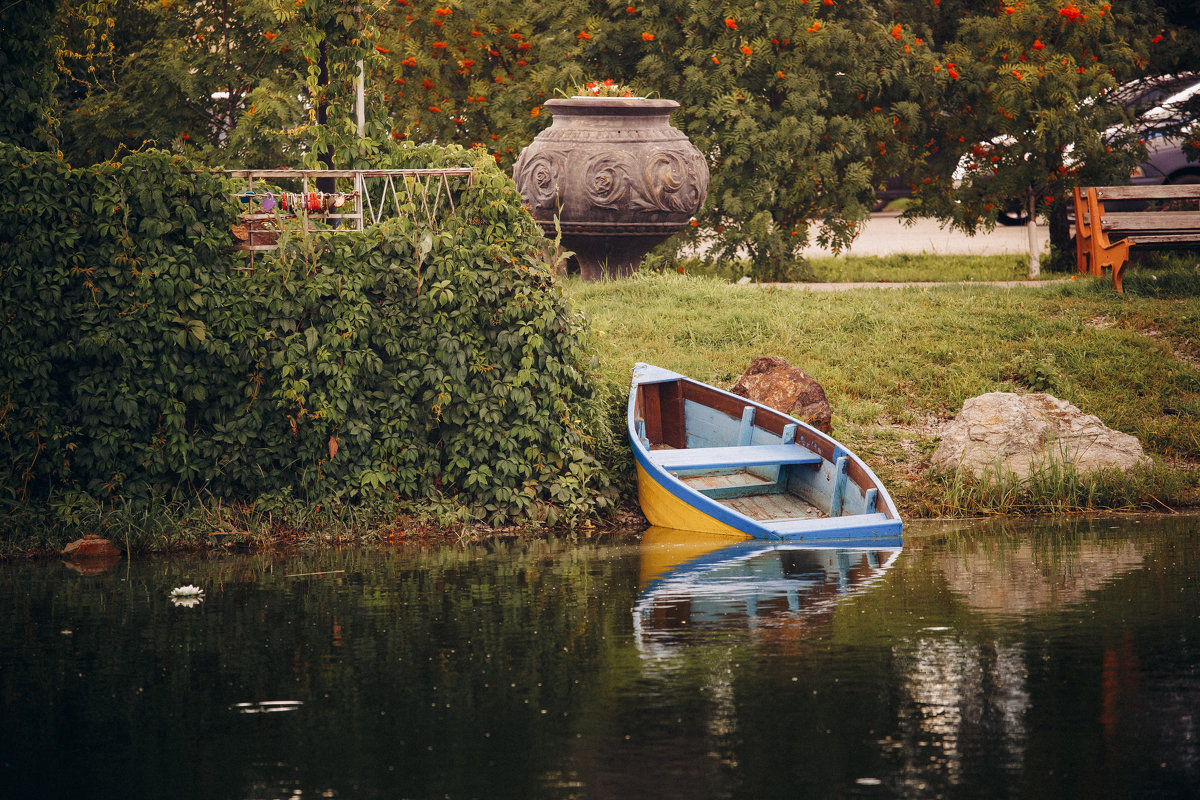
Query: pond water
2 514 1198 799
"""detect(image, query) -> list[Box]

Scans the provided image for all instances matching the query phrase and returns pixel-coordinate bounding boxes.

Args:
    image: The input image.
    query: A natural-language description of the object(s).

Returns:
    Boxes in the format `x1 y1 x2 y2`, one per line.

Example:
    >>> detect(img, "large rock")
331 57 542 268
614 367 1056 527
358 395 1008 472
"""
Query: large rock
61 535 122 576
729 356 833 434
62 534 121 559
932 392 1152 480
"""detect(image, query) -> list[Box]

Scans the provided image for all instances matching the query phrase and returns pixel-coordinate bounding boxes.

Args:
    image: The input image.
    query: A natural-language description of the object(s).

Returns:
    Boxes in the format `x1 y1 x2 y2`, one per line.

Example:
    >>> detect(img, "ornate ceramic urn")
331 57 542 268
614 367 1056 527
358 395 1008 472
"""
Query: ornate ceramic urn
513 97 709 280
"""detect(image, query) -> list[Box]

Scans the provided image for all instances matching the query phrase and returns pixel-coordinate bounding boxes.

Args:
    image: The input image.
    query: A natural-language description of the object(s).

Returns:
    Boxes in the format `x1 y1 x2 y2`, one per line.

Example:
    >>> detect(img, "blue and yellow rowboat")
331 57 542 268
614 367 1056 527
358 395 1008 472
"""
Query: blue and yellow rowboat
628 363 902 545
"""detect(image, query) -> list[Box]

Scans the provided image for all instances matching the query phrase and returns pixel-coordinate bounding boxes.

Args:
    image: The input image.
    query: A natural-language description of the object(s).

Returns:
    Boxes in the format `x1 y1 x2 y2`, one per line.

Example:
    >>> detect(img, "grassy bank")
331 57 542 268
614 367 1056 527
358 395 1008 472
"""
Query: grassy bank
569 258 1200 517
681 252 1043 283
808 253 1040 283
6 254 1198 557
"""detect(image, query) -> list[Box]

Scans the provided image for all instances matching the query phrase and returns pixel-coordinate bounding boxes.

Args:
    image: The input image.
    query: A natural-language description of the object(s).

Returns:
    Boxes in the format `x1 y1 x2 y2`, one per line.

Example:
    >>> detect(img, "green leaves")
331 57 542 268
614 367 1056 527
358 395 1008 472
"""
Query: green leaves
172 315 207 344
905 1 1147 237
0 0 60 152
1 142 611 526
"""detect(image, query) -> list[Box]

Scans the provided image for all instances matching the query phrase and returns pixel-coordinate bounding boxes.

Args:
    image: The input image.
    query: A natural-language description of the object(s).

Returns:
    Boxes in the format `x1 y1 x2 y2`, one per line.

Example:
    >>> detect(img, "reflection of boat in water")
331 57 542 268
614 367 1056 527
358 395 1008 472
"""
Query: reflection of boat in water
635 528 901 650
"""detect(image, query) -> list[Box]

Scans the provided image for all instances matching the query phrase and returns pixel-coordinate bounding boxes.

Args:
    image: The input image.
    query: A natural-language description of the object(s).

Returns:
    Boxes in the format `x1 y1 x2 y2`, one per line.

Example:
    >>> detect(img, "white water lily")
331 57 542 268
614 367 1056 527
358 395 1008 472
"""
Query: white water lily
170 585 204 607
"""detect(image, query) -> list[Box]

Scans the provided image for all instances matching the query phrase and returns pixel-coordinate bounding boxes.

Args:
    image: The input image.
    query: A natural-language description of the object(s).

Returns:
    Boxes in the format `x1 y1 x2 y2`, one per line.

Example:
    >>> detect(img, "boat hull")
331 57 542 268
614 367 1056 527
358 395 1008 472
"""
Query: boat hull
635 461 750 538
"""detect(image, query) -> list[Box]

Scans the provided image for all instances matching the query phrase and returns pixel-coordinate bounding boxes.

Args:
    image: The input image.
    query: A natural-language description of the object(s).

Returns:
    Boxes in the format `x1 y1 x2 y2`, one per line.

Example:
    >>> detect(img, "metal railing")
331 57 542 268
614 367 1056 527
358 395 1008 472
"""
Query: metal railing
224 168 476 259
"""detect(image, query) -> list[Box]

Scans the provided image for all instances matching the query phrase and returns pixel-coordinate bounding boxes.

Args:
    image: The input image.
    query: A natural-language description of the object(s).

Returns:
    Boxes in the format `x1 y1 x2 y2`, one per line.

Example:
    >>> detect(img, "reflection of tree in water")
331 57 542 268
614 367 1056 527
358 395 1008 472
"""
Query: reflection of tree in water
884 520 1120 793
878 516 1200 798
889 638 1030 794
0 539 643 800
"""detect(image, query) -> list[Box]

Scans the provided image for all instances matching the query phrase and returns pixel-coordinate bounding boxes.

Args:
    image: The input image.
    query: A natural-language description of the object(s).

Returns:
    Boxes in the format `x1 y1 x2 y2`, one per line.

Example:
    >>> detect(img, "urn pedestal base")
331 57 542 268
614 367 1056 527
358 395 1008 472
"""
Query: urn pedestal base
570 236 655 280
548 221 681 280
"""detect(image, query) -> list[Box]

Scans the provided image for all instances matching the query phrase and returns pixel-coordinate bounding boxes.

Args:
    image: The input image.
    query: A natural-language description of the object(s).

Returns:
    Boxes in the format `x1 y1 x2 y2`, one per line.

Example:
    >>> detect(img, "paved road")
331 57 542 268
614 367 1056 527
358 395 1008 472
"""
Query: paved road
799 208 1050 258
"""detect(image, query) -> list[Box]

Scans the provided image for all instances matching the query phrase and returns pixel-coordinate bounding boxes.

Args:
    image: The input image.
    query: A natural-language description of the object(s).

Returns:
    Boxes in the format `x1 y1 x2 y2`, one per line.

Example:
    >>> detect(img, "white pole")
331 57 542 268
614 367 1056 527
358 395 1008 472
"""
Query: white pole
356 59 365 231
1026 186 1040 278
356 60 366 138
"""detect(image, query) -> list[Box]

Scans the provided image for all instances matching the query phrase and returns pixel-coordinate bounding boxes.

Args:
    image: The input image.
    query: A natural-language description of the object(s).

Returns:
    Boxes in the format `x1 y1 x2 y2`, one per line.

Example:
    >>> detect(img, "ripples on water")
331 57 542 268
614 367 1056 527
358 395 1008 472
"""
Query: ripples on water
1 515 1197 799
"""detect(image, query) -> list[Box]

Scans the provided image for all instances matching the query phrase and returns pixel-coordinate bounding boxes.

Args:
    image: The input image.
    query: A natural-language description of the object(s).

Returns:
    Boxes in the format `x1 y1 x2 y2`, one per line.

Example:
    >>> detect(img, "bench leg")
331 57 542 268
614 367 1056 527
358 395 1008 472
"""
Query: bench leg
1083 188 1136 292
1073 187 1091 274
1096 239 1132 294
1112 251 1130 294
1086 189 1107 277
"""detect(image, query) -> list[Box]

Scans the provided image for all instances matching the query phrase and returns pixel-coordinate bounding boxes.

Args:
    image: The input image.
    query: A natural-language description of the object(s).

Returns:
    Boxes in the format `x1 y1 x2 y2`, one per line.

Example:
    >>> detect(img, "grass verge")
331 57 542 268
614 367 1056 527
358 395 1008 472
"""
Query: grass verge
674 253 1049 283
808 253 1038 283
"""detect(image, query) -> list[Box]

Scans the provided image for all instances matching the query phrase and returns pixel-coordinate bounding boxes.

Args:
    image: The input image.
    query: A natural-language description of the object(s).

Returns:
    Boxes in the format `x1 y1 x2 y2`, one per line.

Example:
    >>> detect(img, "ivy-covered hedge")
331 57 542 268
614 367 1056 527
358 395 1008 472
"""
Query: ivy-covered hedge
0 142 611 524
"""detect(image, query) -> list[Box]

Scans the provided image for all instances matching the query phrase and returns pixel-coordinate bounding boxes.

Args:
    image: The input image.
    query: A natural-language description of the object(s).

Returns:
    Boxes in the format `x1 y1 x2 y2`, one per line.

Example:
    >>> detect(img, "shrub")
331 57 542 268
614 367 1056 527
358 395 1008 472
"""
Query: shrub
0 142 611 526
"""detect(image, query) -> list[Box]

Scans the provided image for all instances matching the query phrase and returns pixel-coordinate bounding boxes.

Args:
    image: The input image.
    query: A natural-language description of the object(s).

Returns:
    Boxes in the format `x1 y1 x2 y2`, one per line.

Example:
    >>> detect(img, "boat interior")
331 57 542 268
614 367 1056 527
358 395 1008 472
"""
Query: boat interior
634 378 885 526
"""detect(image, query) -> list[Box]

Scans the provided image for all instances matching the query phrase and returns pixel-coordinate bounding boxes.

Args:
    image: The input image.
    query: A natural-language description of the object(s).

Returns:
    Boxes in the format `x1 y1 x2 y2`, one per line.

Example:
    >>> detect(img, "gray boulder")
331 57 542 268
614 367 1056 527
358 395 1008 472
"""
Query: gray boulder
932 392 1151 480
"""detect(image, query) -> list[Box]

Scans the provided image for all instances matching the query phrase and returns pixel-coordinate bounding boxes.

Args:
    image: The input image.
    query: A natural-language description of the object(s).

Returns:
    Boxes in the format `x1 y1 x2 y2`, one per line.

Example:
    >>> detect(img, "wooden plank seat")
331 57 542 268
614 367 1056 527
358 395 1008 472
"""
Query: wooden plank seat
760 512 892 539
647 443 823 472
1074 184 1200 293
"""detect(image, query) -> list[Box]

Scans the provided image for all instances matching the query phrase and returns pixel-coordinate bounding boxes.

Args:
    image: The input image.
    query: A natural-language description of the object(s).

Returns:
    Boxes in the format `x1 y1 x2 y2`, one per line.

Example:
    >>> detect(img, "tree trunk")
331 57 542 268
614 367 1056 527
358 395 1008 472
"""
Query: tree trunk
315 40 335 194
1048 202 1072 271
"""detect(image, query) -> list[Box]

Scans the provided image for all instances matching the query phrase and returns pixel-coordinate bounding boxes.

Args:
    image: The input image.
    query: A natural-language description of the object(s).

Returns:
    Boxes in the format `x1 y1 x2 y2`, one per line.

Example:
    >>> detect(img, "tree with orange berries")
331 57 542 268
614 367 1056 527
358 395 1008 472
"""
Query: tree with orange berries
902 1 1158 275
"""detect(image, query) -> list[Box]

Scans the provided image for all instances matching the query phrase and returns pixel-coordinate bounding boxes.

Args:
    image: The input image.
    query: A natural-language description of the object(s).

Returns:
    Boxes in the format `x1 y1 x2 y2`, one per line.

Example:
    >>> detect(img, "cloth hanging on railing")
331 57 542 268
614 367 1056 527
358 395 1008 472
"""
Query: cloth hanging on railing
234 190 356 214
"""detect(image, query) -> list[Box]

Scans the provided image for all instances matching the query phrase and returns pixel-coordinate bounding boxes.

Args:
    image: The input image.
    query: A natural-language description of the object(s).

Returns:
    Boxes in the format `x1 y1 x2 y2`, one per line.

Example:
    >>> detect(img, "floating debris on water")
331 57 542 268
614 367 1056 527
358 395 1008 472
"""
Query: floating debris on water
231 701 304 714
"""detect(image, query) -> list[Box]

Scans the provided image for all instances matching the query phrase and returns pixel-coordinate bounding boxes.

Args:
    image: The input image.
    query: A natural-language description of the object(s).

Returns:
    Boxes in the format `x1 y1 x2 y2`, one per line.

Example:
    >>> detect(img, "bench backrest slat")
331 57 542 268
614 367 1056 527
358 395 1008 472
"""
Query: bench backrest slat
1100 211 1200 231
1094 185 1200 202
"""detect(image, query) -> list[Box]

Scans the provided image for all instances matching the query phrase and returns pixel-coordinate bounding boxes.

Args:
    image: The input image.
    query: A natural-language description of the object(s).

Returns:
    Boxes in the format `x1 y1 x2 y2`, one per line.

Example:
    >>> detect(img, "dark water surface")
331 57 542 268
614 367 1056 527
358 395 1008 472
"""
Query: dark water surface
2 515 1198 799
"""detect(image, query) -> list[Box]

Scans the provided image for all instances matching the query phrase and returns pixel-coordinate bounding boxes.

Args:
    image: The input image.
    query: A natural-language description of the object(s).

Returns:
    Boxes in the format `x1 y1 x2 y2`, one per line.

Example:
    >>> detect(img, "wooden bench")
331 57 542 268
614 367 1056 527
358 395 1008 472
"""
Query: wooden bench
1073 184 1200 293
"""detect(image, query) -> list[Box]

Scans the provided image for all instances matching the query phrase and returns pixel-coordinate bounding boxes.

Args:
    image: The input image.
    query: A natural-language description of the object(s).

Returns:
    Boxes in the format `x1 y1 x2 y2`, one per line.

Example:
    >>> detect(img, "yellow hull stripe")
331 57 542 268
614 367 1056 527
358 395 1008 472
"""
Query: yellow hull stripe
635 462 750 537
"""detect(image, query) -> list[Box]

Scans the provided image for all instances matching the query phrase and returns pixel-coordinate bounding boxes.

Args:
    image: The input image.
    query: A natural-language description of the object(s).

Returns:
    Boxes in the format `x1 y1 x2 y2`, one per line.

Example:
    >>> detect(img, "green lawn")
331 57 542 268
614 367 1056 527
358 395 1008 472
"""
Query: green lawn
568 265 1200 516
808 253 1037 282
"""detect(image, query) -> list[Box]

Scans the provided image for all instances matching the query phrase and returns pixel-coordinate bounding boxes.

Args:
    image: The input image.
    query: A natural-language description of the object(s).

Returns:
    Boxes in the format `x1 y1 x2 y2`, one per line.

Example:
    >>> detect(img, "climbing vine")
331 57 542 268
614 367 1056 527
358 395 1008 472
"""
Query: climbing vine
0 142 611 524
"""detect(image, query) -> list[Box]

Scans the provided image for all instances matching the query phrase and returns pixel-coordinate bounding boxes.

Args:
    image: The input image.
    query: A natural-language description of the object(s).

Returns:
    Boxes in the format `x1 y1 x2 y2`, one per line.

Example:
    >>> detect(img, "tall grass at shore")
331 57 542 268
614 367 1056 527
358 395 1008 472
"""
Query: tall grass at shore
569 266 1200 516
0 486 499 558
928 460 1188 517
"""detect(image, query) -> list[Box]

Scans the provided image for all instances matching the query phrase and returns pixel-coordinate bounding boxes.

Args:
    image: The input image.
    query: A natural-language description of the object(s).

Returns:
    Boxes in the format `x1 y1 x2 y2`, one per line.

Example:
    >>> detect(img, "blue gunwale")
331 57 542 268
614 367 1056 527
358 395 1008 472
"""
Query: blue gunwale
628 363 903 544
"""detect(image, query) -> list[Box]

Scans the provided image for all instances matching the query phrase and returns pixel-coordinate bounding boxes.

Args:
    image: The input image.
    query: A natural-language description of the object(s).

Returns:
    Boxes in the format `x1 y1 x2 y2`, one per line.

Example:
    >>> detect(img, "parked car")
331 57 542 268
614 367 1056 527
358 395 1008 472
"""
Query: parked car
1119 73 1200 187
998 73 1200 223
